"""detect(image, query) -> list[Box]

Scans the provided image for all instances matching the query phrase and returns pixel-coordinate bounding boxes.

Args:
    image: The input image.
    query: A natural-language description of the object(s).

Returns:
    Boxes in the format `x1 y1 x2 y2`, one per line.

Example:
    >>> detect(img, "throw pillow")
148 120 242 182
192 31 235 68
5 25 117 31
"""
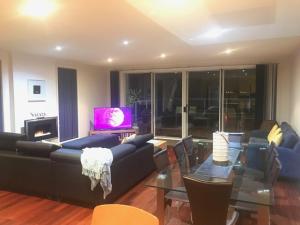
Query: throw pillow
121 134 136 144
16 141 60 157
267 124 279 143
268 127 281 144
272 132 283 147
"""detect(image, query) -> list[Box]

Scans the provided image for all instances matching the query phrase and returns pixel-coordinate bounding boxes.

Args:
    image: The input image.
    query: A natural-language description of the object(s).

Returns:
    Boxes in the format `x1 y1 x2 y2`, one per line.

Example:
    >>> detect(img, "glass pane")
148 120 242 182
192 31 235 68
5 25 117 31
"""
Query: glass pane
223 69 256 132
155 72 182 137
188 71 220 139
125 73 151 134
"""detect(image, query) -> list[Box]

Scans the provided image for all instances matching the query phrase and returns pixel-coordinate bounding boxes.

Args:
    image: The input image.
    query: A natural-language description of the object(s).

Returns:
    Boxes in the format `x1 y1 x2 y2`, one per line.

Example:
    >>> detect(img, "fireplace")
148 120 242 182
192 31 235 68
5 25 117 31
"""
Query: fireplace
24 117 58 141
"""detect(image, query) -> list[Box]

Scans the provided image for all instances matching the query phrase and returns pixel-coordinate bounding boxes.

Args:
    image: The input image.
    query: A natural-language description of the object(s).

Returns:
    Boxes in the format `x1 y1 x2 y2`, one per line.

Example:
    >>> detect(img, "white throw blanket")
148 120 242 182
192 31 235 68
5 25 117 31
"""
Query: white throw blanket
80 147 113 199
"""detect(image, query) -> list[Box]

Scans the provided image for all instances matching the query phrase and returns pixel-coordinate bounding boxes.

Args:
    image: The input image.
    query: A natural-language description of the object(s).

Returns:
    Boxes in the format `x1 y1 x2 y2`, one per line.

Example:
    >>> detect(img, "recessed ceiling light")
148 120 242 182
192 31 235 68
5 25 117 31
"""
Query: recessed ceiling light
224 48 234 55
107 58 113 63
55 45 62 51
20 0 58 18
160 53 166 58
202 27 233 39
123 40 129 45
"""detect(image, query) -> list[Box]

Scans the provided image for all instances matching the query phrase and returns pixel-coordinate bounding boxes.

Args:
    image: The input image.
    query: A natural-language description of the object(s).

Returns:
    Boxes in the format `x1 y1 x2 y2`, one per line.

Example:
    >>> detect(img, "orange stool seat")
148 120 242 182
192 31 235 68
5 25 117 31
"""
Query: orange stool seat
91 204 159 225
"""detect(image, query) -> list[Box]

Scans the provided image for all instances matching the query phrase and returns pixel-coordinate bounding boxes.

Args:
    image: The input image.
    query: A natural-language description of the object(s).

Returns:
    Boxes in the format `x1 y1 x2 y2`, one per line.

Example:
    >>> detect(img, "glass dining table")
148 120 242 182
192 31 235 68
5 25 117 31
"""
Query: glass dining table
145 145 272 225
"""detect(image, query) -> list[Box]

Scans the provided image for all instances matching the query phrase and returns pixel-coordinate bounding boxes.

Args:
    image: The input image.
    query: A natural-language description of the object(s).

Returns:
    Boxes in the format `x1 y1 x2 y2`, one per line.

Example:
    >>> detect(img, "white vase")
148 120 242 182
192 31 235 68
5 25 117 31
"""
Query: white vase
213 132 229 163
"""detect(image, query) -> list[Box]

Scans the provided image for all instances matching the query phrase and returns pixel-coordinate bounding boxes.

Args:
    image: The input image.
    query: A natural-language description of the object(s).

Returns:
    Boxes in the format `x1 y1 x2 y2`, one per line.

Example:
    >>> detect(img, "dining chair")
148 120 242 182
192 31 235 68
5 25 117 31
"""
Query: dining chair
233 156 282 213
234 146 280 191
182 135 194 155
183 175 239 225
152 146 189 224
241 143 277 180
91 204 159 225
182 135 201 166
173 141 190 171
152 147 189 205
266 157 282 187
153 149 170 171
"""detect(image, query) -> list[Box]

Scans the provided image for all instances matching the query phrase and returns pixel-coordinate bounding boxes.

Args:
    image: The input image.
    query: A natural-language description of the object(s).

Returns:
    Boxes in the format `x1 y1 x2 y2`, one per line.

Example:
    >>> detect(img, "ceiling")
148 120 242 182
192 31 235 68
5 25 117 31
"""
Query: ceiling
0 0 300 69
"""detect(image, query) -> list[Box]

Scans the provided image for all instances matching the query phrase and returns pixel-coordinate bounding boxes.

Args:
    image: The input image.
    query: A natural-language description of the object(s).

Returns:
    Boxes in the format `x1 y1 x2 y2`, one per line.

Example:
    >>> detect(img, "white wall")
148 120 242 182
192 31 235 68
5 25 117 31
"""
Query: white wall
8 52 109 137
289 49 300 133
12 53 58 133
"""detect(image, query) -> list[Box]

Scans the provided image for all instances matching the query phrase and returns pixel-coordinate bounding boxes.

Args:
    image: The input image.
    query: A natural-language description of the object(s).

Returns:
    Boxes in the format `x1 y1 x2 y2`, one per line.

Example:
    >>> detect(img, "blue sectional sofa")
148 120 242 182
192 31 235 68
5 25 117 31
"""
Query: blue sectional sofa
247 122 300 180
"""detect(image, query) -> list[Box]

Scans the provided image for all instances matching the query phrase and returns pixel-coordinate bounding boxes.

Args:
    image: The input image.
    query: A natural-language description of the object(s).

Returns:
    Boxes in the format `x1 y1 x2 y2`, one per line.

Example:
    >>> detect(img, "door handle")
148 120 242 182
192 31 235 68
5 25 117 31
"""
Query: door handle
183 105 188 113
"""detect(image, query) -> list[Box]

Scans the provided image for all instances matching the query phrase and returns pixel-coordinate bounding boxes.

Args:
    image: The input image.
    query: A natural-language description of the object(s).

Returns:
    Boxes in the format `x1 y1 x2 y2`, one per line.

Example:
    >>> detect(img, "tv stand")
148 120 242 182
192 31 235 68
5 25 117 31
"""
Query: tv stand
89 129 136 141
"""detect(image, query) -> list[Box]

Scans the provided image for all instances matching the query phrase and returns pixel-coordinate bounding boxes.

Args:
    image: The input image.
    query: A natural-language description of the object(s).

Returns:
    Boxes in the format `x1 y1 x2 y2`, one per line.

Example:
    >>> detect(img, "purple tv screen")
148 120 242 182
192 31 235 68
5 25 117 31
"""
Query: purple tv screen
94 107 132 130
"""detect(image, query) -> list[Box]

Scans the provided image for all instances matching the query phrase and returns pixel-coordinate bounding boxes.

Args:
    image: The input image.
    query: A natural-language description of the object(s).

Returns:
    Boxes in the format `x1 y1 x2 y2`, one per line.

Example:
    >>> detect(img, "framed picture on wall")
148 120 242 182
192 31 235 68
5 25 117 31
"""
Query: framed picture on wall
28 80 46 102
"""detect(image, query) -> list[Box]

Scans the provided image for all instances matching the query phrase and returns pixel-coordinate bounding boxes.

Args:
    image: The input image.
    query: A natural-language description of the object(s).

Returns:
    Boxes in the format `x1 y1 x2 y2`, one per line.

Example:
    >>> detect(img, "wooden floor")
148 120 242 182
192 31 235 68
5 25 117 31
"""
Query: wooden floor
0 178 299 225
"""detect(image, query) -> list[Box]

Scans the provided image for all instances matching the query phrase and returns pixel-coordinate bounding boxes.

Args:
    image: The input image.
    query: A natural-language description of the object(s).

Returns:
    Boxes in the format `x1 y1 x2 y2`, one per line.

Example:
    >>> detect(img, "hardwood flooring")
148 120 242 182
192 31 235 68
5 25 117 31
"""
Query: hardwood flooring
0 148 298 225
0 179 299 225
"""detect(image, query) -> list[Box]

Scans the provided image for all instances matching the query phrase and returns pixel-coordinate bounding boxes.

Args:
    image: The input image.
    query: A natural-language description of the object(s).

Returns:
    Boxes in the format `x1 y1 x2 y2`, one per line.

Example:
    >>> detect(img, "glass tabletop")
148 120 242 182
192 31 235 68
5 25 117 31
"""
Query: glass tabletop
145 146 273 206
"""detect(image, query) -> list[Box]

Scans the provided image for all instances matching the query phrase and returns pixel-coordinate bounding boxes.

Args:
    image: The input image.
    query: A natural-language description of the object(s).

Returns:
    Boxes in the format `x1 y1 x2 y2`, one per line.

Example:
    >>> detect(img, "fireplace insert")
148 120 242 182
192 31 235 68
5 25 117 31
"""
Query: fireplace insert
24 117 58 141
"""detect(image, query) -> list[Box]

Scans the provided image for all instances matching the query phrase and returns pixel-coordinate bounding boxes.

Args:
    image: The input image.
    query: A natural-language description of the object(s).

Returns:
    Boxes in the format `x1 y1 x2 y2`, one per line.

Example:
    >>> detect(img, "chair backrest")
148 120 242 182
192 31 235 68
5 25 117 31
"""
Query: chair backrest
264 144 278 177
266 158 282 187
173 141 190 171
182 135 194 155
153 149 170 171
92 204 159 225
228 133 243 149
182 136 200 167
183 175 232 225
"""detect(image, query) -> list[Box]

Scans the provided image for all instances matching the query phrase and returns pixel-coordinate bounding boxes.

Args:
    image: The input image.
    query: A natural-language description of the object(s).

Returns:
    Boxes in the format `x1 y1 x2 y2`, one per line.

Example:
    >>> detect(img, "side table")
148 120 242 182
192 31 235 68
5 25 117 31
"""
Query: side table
147 139 167 153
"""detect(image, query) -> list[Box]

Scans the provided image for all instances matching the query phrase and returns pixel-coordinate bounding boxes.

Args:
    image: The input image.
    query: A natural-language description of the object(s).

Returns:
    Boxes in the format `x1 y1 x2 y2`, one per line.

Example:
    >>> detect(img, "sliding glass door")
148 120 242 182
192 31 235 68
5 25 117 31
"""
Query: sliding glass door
154 72 182 138
187 71 220 139
122 65 265 139
223 68 256 132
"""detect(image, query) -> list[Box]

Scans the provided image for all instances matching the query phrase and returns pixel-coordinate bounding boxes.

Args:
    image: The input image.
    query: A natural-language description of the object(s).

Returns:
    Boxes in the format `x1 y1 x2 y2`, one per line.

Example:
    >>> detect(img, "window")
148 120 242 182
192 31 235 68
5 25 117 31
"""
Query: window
125 73 151 134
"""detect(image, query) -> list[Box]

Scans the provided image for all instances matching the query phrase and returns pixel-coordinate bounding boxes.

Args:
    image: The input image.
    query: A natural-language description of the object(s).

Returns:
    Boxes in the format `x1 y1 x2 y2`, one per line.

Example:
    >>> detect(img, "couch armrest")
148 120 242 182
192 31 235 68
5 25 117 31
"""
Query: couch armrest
277 147 300 179
110 144 136 162
50 148 82 164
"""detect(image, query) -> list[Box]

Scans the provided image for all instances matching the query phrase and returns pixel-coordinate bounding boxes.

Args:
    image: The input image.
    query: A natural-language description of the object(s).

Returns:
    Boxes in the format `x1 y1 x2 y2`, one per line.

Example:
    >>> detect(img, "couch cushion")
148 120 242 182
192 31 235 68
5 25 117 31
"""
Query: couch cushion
50 148 82 164
281 122 292 133
62 134 120 150
16 141 60 157
281 132 298 148
0 132 26 151
280 127 299 149
127 134 154 148
51 144 137 164
111 144 136 162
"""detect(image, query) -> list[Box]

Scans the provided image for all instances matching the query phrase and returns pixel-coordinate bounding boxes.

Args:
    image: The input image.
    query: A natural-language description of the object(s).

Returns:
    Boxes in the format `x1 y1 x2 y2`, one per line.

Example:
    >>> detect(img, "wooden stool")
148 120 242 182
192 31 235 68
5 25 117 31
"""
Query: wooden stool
91 204 159 225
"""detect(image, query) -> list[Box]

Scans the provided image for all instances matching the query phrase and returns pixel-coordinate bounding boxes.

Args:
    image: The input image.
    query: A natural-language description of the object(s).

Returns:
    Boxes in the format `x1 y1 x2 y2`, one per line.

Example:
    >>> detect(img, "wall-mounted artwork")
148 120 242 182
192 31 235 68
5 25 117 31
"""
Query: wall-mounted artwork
28 80 46 102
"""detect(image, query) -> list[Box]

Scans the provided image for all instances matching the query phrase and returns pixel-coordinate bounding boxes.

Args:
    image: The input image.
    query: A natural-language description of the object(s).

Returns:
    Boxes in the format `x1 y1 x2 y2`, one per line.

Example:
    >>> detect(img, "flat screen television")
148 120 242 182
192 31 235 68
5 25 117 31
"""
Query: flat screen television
94 107 132 130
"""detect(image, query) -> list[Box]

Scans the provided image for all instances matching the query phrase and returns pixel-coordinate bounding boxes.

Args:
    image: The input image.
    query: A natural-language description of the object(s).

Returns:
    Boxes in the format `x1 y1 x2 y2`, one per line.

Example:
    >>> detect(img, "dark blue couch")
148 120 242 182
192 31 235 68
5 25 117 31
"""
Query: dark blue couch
247 122 300 180
0 133 156 207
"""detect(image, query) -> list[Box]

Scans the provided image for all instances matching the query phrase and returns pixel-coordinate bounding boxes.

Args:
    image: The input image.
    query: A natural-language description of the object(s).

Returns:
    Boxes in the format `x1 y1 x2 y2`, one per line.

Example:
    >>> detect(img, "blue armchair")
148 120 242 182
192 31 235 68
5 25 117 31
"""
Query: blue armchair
277 143 300 179
247 122 300 180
